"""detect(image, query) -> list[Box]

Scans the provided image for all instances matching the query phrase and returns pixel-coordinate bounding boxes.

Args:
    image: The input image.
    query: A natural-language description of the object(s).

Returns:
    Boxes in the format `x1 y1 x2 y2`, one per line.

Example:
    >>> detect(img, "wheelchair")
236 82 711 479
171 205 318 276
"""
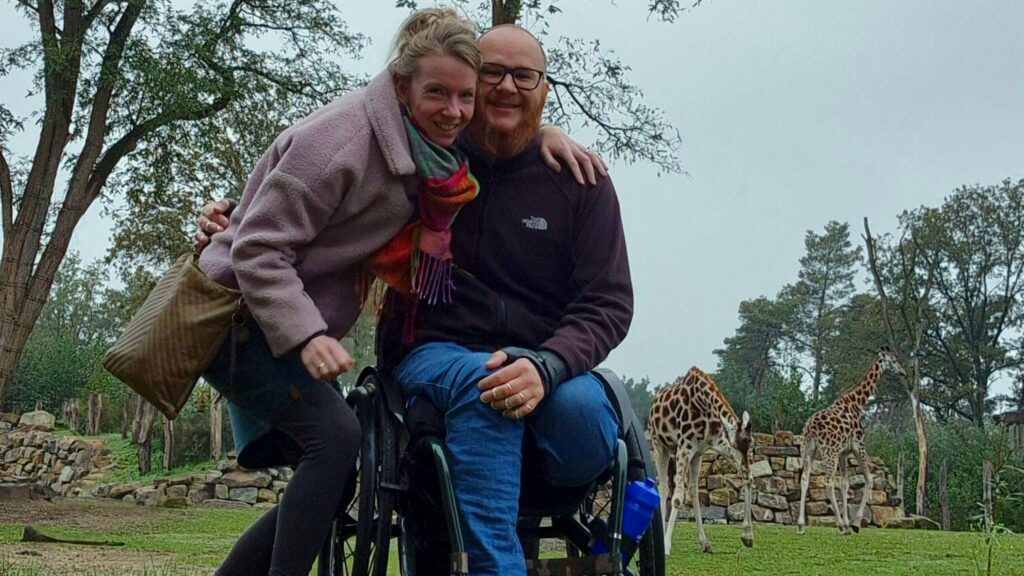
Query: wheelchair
318 365 666 576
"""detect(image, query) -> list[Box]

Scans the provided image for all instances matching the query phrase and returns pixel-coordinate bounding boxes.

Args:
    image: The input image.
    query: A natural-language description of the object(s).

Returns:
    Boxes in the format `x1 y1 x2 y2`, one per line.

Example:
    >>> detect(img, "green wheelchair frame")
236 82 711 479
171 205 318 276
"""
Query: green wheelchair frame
318 367 666 576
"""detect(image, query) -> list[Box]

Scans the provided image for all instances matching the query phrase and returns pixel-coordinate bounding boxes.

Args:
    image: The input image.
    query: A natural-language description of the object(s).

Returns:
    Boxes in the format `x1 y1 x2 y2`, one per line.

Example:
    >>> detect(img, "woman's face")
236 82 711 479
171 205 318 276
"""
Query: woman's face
397 53 477 147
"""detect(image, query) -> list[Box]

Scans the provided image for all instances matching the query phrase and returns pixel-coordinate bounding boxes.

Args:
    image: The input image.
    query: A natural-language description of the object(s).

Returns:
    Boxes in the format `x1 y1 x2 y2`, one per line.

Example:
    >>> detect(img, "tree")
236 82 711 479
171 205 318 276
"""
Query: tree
910 180 1024 426
787 221 862 403
3 252 112 412
0 0 366 408
864 217 936 517
714 296 795 393
622 375 655 425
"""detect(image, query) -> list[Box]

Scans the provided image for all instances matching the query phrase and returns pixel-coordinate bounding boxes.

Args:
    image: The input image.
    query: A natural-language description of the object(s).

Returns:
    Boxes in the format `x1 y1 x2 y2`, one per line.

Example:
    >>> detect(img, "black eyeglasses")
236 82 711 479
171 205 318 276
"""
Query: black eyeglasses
478 62 546 91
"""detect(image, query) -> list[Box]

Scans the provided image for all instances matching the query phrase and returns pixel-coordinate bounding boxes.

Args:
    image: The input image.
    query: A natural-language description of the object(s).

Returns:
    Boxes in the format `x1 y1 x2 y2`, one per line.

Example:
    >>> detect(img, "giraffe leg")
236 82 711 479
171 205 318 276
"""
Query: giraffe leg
838 455 851 535
665 444 692 556
796 436 816 535
852 443 874 533
689 451 713 553
823 456 846 535
652 441 673 556
730 448 754 548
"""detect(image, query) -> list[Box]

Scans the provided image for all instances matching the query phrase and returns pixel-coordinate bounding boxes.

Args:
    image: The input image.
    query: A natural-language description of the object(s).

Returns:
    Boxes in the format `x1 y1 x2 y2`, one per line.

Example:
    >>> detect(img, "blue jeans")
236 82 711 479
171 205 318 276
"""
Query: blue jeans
394 342 619 576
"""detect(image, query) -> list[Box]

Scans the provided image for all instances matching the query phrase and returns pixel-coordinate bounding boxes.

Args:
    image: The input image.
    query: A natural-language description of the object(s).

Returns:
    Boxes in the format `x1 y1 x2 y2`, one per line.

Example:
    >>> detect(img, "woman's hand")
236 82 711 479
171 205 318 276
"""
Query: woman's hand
300 335 355 381
538 125 608 186
193 199 233 253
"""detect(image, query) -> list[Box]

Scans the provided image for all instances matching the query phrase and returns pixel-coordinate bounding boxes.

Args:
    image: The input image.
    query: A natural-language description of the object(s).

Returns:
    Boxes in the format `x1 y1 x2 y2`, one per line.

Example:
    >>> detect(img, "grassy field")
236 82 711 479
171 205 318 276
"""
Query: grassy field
2 499 1023 575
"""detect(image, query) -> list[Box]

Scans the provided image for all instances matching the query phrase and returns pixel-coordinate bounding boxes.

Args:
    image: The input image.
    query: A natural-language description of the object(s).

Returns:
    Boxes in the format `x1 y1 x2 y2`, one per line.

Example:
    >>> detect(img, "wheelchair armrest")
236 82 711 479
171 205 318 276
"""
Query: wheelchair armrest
591 368 657 479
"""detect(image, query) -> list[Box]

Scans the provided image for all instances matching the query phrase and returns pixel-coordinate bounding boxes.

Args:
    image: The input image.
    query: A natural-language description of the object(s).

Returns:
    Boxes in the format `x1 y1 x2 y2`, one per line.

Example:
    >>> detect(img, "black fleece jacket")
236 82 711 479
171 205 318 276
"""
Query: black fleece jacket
378 135 633 379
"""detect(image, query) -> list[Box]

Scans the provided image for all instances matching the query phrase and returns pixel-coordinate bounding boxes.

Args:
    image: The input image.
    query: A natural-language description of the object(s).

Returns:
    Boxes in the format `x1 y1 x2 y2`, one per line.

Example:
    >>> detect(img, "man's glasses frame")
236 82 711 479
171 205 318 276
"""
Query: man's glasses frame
478 62 546 91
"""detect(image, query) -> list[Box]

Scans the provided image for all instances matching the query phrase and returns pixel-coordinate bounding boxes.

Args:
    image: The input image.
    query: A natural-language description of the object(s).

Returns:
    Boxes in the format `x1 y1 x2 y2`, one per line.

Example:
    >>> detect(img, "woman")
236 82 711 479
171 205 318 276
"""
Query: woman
198 9 483 575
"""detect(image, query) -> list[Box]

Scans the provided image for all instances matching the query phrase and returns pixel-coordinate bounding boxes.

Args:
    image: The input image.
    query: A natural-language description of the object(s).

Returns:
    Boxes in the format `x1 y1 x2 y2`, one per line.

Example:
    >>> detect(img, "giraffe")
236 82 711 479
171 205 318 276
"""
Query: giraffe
796 348 906 535
648 366 753 555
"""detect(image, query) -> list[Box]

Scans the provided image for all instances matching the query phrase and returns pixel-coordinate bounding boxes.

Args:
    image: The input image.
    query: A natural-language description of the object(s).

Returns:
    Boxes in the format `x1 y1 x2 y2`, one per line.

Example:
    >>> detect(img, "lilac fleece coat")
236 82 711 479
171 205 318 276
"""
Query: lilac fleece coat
200 71 416 356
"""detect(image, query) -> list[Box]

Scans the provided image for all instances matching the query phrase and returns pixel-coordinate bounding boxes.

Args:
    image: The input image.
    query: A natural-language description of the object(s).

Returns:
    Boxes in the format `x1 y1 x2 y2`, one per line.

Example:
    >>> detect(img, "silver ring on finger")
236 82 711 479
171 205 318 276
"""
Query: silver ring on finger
503 397 511 411
514 407 521 419
517 392 525 405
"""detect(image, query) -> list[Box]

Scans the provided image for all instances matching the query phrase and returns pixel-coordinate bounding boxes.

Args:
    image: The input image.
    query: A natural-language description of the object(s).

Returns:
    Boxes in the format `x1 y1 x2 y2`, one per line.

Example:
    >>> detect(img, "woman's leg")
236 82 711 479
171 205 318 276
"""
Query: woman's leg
268 382 361 575
214 382 359 576
394 342 526 576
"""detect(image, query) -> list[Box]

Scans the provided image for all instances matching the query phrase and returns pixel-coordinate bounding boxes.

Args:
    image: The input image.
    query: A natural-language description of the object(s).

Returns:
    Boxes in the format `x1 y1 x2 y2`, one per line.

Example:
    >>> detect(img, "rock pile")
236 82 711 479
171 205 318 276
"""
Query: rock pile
674 431 911 528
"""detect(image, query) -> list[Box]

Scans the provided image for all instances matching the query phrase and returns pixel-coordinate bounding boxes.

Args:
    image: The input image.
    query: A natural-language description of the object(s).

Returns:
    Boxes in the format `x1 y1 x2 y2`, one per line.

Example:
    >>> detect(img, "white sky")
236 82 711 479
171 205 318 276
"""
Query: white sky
2 1 1022 392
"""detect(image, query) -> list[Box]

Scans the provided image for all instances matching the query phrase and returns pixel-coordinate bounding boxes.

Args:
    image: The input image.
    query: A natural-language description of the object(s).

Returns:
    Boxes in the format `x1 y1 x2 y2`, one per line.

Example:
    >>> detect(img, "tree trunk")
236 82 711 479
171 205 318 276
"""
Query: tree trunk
162 416 175 471
939 458 950 531
210 391 224 460
910 387 929 517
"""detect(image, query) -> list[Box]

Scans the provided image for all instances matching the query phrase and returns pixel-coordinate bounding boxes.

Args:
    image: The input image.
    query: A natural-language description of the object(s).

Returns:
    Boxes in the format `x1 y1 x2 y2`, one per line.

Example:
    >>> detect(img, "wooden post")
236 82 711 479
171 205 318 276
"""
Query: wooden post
939 457 950 531
86 393 102 435
210 391 224 460
896 452 905 505
121 395 132 440
983 461 994 530
68 399 80 433
162 416 175 471
132 401 157 475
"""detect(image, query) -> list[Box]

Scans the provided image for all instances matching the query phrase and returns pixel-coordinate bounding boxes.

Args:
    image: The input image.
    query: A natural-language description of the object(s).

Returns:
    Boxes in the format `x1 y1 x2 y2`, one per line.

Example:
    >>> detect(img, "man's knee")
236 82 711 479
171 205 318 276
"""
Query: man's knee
534 374 618 486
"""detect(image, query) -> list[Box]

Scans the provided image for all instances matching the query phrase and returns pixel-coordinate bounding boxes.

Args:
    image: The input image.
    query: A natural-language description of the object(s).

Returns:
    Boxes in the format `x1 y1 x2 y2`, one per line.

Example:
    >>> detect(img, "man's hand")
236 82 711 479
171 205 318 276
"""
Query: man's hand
300 335 355 381
478 350 545 420
538 125 608 186
193 199 232 253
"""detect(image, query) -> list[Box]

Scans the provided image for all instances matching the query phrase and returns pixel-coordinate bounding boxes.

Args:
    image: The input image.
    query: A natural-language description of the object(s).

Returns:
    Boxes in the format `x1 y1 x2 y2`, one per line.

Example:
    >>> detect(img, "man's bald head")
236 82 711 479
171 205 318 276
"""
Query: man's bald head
479 24 547 69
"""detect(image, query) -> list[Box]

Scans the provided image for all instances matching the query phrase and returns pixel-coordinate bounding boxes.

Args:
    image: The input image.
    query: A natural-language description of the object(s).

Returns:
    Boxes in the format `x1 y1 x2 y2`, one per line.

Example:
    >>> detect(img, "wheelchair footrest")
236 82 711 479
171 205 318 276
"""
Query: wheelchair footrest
525 553 620 576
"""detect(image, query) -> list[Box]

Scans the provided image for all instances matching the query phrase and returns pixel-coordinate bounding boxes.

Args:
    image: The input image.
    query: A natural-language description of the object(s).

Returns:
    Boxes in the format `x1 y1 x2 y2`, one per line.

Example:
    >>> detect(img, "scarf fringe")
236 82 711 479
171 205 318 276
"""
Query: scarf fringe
413 253 454 305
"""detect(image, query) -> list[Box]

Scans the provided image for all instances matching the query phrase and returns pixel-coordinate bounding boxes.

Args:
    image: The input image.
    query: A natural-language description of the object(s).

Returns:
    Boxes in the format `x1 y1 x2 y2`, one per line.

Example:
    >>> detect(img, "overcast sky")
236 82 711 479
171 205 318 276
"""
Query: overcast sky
2 1 1022 392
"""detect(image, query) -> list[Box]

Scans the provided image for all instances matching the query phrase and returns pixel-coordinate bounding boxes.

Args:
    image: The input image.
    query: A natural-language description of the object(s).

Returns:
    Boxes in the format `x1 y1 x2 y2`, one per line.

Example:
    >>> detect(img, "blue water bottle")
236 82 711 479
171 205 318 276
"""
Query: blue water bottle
592 478 660 569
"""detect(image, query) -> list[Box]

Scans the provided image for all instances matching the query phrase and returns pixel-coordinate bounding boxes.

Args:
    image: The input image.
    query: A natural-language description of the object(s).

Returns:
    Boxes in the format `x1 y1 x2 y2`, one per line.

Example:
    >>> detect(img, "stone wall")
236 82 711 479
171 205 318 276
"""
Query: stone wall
0 411 114 497
2 413 910 526
1 411 289 509
674 430 910 528
95 459 293 509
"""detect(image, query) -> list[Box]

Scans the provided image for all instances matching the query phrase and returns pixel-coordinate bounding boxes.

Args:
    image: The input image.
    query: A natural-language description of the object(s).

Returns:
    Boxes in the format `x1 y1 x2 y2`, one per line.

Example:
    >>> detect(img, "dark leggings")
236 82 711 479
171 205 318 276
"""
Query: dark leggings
216 382 360 576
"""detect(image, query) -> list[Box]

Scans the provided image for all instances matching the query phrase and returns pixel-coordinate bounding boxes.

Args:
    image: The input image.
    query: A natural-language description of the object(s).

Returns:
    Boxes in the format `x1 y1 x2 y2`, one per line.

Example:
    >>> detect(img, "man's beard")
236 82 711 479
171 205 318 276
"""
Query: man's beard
467 99 544 159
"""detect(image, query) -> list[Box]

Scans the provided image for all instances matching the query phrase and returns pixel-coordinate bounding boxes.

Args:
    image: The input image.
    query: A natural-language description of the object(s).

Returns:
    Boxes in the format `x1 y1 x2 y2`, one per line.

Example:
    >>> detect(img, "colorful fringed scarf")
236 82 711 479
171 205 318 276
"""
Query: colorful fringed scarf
361 110 479 307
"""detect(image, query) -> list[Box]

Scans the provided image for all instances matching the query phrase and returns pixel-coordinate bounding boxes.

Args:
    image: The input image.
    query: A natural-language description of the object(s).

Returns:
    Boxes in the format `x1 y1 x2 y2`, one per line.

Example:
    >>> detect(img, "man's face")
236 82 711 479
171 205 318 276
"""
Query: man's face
469 27 549 156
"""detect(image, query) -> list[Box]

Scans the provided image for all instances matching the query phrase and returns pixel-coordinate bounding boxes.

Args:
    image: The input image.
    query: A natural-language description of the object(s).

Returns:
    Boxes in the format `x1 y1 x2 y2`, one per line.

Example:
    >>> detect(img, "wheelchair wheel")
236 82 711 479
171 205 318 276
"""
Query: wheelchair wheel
319 378 396 576
578 435 665 576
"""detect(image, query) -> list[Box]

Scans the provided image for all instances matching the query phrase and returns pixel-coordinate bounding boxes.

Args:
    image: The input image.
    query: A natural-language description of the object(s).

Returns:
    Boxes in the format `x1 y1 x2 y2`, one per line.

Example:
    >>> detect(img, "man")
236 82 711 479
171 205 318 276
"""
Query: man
380 25 632 576
198 25 630 576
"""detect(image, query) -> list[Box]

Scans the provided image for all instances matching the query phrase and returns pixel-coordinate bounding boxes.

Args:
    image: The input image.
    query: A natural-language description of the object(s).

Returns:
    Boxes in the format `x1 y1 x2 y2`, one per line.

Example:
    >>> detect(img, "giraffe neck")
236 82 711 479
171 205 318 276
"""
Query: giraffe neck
841 359 882 412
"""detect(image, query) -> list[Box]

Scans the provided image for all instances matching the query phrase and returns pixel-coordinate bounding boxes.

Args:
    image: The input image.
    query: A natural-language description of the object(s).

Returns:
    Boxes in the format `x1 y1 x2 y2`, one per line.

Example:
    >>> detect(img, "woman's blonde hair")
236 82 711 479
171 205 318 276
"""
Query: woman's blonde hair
388 8 480 80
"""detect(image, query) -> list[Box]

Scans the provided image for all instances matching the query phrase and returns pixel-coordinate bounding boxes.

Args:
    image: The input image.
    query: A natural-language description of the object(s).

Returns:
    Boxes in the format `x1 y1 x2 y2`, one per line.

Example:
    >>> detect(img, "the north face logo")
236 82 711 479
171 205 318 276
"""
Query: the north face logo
522 216 548 230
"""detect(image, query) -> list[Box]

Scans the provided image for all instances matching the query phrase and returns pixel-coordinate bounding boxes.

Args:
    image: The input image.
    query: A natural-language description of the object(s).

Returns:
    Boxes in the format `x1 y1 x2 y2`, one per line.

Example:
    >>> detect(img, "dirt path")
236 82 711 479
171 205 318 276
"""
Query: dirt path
0 499 210 575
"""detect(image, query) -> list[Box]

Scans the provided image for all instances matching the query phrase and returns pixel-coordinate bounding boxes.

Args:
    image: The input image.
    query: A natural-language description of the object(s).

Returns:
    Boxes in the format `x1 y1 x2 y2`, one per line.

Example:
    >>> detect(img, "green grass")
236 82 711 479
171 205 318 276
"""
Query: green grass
99 433 219 485
0 504 261 574
664 522 1024 575
4 504 1024 575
